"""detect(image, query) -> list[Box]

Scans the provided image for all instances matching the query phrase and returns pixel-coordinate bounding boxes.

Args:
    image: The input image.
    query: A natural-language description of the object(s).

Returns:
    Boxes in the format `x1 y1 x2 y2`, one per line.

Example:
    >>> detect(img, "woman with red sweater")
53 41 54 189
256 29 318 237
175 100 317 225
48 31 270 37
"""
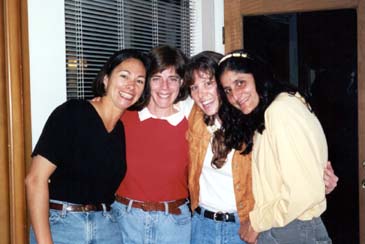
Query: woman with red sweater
113 45 193 244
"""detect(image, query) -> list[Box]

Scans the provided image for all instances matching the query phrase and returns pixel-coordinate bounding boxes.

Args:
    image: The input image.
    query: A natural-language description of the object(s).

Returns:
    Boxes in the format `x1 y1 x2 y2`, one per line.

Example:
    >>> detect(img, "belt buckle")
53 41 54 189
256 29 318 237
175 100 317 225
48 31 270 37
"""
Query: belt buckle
213 211 223 221
84 205 92 211
140 202 146 211
81 205 91 212
140 202 153 212
81 204 95 212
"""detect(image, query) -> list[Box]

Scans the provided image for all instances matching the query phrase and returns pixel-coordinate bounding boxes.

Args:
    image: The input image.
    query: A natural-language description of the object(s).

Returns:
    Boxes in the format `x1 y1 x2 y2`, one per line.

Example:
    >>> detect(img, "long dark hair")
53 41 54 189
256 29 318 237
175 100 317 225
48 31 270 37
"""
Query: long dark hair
217 49 301 154
185 51 231 168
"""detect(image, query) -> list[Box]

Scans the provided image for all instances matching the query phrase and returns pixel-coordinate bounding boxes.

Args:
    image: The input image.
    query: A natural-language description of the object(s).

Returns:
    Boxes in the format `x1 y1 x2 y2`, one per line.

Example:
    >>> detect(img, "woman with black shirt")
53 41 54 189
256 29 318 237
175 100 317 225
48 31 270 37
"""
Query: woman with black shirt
25 49 150 244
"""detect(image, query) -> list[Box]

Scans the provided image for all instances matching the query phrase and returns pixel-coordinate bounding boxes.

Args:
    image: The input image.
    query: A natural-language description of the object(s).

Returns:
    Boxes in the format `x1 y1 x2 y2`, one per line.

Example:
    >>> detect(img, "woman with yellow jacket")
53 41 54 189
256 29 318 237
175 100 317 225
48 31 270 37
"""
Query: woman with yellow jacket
185 51 338 244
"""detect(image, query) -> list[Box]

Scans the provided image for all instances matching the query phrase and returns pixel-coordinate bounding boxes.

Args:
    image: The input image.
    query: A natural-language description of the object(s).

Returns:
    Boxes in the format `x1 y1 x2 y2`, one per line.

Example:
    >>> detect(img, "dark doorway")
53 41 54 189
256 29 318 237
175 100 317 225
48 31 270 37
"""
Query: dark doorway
244 9 358 244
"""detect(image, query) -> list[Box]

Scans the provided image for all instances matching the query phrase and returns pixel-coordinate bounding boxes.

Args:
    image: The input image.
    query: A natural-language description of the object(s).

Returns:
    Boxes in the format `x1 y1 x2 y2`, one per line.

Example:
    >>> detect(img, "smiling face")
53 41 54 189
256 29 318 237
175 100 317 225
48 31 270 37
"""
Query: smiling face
147 66 182 116
219 70 260 114
190 70 220 116
103 58 146 110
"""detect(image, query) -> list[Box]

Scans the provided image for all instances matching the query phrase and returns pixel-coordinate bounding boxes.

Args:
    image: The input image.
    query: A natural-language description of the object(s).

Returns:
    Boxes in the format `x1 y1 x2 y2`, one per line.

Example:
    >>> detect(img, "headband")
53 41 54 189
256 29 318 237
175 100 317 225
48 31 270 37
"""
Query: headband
218 52 250 65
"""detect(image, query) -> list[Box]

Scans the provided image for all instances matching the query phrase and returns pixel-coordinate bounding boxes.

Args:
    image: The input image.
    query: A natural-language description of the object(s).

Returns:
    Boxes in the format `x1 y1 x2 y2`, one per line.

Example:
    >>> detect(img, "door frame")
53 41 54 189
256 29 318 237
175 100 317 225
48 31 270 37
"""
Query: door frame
224 0 365 243
0 0 31 243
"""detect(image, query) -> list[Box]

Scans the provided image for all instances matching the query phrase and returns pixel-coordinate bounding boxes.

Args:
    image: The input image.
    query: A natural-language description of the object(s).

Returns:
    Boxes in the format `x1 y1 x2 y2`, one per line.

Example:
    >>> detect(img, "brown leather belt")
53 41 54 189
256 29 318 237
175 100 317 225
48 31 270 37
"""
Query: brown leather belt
115 195 186 215
49 202 111 212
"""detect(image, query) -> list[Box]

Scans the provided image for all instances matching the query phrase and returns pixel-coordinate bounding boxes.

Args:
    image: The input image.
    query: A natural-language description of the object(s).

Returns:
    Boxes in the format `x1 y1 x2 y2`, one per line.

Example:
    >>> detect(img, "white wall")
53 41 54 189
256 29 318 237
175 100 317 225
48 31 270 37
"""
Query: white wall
193 0 224 55
28 0 66 147
213 0 225 54
27 0 224 147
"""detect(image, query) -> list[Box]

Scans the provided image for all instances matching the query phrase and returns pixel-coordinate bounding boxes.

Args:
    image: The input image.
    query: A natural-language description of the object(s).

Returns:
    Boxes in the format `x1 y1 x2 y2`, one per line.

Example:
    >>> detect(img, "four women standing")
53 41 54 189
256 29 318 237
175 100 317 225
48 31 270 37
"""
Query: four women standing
26 47 336 244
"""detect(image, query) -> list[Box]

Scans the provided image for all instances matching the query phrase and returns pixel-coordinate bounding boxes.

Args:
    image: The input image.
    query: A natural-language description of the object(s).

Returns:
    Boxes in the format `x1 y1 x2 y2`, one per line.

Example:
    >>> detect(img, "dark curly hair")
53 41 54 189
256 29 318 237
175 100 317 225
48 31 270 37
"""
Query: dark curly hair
216 49 302 155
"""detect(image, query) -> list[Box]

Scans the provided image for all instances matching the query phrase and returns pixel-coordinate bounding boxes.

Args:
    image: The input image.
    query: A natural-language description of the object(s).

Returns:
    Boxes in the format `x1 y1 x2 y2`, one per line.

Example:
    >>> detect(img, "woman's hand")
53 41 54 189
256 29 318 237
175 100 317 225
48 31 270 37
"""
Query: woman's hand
324 161 339 194
239 220 259 244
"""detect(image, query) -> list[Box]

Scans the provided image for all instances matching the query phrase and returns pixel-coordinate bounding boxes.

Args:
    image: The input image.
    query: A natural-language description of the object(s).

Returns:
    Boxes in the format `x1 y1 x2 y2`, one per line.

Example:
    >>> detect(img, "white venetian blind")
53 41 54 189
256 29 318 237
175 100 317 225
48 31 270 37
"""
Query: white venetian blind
65 0 195 99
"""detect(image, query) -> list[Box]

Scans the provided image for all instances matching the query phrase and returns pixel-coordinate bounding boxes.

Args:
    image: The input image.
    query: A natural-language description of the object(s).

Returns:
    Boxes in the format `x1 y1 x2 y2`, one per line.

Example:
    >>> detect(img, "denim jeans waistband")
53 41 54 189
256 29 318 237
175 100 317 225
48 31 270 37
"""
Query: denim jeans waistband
115 195 187 215
49 199 110 212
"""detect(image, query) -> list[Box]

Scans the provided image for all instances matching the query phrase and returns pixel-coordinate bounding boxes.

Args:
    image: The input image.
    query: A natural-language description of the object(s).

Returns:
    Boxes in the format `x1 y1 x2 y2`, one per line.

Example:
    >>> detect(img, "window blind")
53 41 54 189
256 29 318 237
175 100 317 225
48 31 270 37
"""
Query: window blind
65 0 195 100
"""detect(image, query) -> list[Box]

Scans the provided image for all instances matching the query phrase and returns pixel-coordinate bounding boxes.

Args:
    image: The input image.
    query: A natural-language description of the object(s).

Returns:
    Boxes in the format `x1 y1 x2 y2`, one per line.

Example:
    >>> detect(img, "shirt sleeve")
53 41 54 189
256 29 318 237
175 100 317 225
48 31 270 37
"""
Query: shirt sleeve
32 101 73 167
249 96 327 232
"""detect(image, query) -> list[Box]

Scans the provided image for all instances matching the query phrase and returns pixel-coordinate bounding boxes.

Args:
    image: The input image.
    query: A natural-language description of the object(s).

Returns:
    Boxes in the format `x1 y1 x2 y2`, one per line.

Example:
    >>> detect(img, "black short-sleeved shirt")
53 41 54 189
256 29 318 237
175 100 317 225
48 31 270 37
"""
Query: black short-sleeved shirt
32 100 126 204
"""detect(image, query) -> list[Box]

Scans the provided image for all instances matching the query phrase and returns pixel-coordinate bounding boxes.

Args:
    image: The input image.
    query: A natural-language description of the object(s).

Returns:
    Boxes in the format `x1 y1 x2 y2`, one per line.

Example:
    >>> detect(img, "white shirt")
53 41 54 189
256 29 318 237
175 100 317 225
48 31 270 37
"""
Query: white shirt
199 119 237 212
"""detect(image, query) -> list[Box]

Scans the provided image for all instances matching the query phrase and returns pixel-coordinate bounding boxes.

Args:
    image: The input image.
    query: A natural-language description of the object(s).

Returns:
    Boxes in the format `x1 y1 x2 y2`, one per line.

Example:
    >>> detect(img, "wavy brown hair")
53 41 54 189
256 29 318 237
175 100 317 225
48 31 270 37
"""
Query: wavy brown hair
186 51 230 168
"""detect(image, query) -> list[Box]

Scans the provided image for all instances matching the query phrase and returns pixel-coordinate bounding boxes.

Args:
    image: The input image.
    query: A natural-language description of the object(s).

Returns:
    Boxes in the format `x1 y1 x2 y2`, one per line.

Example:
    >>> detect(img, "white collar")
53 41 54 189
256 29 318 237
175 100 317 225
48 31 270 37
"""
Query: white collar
138 103 185 126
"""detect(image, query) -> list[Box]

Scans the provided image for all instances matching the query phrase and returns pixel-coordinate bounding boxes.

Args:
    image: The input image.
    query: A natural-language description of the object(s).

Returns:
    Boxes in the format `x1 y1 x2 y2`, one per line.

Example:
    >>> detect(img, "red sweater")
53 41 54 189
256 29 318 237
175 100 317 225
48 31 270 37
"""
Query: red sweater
116 110 189 201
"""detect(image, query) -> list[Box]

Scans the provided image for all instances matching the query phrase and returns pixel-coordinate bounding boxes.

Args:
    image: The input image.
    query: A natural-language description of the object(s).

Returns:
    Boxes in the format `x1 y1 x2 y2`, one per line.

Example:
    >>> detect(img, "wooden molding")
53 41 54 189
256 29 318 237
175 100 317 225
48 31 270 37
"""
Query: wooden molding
224 0 242 53
0 0 11 240
224 0 359 52
238 0 357 15
1 0 31 243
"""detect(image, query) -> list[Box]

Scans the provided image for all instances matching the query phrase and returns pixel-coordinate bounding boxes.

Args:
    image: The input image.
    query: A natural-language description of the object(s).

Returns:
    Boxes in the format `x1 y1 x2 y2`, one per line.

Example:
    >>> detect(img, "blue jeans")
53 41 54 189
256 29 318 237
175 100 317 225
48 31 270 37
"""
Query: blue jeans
191 206 247 244
112 200 191 244
29 200 122 244
258 217 332 244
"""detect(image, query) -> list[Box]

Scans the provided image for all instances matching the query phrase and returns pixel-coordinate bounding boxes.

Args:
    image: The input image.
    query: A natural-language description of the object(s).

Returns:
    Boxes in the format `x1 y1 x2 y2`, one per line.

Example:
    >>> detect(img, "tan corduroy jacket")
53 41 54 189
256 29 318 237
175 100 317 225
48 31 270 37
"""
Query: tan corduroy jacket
187 104 255 222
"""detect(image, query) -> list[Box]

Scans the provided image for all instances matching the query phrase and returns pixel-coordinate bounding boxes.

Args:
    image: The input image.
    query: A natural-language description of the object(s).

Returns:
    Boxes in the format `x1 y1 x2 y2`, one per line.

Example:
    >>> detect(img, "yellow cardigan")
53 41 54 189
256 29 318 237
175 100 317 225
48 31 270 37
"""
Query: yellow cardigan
250 93 327 232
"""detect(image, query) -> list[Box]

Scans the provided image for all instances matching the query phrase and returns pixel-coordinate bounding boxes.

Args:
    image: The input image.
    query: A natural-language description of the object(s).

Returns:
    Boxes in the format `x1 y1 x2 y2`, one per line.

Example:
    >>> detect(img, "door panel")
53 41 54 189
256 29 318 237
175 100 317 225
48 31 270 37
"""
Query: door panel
243 9 359 244
224 0 365 242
